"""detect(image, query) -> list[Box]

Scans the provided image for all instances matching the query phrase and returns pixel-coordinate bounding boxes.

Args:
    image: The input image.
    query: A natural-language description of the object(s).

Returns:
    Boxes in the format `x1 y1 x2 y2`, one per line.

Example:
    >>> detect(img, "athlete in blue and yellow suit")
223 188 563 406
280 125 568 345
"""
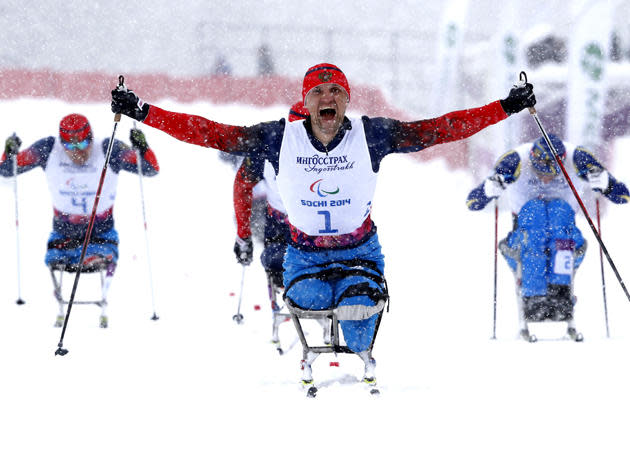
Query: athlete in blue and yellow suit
467 134 629 320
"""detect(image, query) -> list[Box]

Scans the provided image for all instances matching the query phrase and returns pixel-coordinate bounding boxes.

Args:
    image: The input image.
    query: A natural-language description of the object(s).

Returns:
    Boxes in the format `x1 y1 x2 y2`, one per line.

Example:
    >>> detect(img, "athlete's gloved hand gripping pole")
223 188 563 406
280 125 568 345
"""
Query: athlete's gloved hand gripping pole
520 71 630 305
55 76 126 357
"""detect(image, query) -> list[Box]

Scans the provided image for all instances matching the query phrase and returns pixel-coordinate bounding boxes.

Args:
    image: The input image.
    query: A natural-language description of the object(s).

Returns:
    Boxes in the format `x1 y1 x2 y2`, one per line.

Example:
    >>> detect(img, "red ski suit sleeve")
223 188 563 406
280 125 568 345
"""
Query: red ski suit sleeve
144 106 248 153
233 158 262 239
393 101 508 151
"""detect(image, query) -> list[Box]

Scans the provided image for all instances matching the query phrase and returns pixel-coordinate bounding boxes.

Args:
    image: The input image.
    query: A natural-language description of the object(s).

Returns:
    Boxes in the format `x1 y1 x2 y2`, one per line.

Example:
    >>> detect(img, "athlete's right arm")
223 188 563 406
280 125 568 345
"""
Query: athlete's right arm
143 105 252 152
112 87 286 157
0 137 54 176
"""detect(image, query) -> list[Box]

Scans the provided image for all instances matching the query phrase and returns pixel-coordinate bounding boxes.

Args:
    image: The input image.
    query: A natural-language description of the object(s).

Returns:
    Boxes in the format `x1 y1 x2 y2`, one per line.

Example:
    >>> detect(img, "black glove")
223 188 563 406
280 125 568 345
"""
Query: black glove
130 128 149 156
4 133 21 160
111 87 150 122
234 237 254 265
500 82 536 115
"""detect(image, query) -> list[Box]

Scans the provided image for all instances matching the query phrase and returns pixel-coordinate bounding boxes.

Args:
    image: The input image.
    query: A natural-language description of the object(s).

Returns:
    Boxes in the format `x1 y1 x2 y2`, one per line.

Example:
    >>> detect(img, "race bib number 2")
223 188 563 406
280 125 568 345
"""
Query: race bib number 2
553 250 574 275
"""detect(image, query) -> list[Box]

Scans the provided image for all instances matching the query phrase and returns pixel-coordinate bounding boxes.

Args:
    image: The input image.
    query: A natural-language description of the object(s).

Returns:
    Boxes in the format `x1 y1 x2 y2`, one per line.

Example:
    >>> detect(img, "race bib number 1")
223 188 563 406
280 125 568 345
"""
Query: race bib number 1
317 210 338 234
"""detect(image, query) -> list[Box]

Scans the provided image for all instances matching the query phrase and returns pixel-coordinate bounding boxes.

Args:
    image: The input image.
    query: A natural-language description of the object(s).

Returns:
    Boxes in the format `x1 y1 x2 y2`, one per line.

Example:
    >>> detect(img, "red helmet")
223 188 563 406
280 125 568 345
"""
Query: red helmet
59 114 92 143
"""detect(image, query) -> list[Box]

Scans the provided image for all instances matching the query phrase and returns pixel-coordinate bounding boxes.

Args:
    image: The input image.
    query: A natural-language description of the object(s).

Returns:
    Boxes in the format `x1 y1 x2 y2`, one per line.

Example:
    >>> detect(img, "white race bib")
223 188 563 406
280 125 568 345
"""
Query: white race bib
276 119 377 236
45 138 118 215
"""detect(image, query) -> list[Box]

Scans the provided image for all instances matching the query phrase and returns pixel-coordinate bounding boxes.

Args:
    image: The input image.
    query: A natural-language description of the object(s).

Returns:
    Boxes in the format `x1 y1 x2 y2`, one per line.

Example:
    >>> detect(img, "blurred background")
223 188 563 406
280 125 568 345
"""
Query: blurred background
1 0 630 176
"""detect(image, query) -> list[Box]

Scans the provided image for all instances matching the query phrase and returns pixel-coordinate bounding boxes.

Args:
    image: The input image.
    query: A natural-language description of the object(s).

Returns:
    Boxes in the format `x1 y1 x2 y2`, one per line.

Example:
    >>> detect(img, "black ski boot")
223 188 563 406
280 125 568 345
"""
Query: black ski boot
547 284 574 321
523 295 549 322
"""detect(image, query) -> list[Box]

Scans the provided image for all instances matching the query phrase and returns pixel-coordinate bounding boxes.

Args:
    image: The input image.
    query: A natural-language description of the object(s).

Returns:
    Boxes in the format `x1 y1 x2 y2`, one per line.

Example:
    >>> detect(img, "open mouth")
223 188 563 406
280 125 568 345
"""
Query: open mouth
319 108 336 121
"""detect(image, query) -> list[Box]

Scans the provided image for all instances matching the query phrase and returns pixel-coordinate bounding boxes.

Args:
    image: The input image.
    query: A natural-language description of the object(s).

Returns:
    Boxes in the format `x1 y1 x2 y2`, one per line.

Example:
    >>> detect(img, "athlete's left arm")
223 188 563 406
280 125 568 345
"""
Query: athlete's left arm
573 147 630 204
107 139 160 176
363 101 508 169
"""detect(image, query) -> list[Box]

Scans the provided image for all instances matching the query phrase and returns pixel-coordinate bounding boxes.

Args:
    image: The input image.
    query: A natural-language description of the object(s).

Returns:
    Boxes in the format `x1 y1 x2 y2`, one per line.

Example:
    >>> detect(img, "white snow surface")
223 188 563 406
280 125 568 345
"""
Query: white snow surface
2 99 630 454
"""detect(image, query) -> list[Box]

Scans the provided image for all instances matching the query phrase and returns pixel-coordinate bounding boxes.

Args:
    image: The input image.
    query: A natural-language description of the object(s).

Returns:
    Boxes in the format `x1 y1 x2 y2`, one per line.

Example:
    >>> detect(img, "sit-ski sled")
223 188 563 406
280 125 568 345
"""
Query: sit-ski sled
267 273 292 354
267 272 331 355
285 298 386 398
49 260 112 329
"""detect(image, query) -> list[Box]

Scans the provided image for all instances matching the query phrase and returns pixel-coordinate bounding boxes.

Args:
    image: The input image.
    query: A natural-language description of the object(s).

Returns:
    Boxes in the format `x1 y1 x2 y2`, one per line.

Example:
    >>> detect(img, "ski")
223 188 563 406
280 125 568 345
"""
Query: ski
363 377 380 395
301 378 380 397
271 340 284 355
520 328 537 343
567 327 584 342
521 325 584 342
302 380 317 398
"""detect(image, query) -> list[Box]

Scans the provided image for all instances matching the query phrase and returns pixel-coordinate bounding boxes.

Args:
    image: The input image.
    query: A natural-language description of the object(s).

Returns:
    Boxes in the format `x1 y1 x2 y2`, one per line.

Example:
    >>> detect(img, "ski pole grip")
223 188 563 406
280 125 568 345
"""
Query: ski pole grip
114 75 125 122
518 72 537 115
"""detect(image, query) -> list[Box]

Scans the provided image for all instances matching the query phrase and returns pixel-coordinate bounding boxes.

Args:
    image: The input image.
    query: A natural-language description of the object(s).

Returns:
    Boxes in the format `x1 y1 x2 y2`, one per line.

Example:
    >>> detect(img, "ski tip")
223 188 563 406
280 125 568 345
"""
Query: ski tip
567 328 584 342
329 361 340 367
572 333 584 342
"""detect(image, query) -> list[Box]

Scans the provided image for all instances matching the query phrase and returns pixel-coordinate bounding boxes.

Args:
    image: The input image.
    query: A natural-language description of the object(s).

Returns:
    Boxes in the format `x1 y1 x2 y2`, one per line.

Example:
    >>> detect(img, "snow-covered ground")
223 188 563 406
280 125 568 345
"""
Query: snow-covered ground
2 98 630 454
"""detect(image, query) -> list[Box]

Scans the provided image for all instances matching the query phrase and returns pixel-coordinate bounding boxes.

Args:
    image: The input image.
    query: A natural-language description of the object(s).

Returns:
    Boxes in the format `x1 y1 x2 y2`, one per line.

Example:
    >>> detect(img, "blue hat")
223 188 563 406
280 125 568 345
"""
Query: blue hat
530 134 566 176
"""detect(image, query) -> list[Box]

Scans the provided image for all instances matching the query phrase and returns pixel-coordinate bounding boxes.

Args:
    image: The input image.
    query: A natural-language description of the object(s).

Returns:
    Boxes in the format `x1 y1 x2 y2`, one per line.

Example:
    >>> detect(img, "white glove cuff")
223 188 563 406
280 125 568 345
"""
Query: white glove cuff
588 170 610 191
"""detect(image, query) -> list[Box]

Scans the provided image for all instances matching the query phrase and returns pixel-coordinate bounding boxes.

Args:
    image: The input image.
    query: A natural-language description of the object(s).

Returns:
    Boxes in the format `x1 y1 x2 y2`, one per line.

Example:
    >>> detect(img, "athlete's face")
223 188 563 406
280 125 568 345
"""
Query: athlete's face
305 83 349 144
533 167 557 184
62 138 92 165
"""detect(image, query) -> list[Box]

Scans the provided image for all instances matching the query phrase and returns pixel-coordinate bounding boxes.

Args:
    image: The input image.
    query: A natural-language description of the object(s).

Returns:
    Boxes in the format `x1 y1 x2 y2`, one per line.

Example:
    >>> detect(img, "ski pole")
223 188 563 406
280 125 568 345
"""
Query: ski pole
133 122 159 321
12 144 25 305
55 75 125 356
596 198 610 337
492 200 498 340
520 71 630 304
232 264 246 324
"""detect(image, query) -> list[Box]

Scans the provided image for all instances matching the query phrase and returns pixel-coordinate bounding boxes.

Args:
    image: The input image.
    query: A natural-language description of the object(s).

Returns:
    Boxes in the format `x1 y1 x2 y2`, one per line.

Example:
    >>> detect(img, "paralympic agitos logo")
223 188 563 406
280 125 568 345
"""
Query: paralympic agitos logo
310 179 339 197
